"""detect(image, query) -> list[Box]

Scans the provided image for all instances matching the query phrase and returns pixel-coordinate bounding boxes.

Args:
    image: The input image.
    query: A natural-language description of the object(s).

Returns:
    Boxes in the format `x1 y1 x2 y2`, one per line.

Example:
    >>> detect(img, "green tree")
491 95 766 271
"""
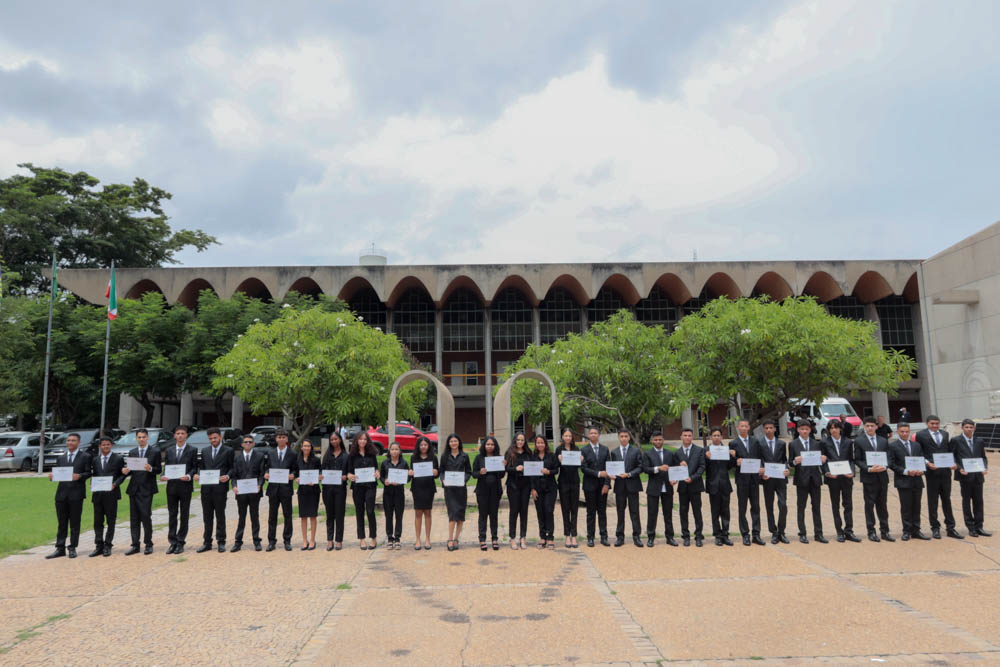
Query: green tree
0 164 216 294
666 296 917 430
499 310 676 441
212 307 425 447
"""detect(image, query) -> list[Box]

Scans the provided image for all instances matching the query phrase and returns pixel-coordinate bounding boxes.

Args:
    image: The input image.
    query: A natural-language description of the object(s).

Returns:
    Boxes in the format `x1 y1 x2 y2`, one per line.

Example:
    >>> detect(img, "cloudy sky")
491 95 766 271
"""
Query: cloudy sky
1 1 997 267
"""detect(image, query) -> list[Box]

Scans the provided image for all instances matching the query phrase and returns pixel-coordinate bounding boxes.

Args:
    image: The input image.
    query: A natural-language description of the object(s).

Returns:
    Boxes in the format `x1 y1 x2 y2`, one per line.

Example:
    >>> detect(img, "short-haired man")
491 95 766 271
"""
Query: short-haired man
162 425 198 554
822 421 860 542
731 419 764 546
875 415 892 440
888 423 929 540
916 415 962 539
232 434 266 551
955 419 991 537
759 420 789 544
643 431 677 547
705 427 735 546
45 433 92 559
196 427 234 553
90 436 126 557
580 426 611 547
123 428 161 554
265 429 298 551
789 421 828 544
854 417 894 542
839 414 854 440
675 428 706 547
609 429 643 547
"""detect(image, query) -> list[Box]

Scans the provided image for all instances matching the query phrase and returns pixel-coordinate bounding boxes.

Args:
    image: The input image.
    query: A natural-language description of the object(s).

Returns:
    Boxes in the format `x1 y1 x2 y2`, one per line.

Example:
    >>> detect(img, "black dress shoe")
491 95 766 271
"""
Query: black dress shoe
326 543 335 551
647 537 655 547
125 546 140 556
67 547 77 558
166 544 177 554
977 528 991 537
632 537 643 548
45 549 65 559
913 532 931 540
144 545 153 555
799 535 809 544
174 545 184 554
695 537 704 547
778 534 789 544
614 537 624 547
103 546 112 557
587 538 595 547
196 544 212 553
846 532 862 543
968 529 979 537
868 532 880 542
901 533 911 541
722 537 733 546
253 542 262 551
266 543 276 552
881 533 895 542
218 543 226 553
836 534 846 543
89 548 103 558
231 543 242 552
600 537 610 547
946 528 964 539
683 537 691 547
284 542 292 551
743 536 751 546
770 535 779 544
714 537 723 546
814 535 828 544
666 537 678 547
932 529 942 539
752 535 766 546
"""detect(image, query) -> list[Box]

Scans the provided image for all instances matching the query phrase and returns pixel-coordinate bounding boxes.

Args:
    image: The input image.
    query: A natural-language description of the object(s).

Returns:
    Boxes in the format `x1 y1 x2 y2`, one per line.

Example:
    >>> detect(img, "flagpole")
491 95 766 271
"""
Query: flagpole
37 252 56 475
99 260 114 438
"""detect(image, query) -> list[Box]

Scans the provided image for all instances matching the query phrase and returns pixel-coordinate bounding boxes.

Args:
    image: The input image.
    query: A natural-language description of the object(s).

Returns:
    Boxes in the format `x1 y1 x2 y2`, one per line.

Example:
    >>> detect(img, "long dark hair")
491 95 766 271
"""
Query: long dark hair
533 434 550 458
413 436 434 461
441 433 462 464
299 439 316 463
328 431 344 454
479 436 500 458
504 432 527 466
559 427 578 451
349 430 374 457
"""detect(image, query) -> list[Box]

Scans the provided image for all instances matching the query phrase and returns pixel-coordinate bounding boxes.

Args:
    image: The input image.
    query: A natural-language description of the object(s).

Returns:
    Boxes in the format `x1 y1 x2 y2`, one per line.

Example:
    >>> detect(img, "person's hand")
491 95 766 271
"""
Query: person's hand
557 454 562 463
233 488 239 496
480 468 488 475
374 470 380 479
599 471 608 478
685 477 692 484
194 473 200 481
542 468 550 476
737 458 743 466
531 490 538 501
846 472 854 479
983 469 989 475
794 456 802 465
761 474 769 481
730 449 736 457
679 461 688 467
951 465 958 471
961 469 968 476
433 470 439 478
122 467 130 475
220 475 229 483
47 473 53 480
617 472 628 479
821 455 828 463
659 464 668 472
408 470 414 477
264 473 270 480
347 473 356 481
927 462 937 470
825 472 835 478
705 450 712 459
670 480 678 487
601 486 609 495
181 475 191 482
144 463 152 472
160 476 168 482
783 469 790 477
516 465 524 472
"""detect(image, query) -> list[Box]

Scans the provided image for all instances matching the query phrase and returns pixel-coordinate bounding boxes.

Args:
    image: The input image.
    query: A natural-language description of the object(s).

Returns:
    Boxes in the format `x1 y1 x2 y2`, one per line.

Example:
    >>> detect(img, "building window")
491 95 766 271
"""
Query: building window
491 288 532 351
636 286 679 331
348 286 387 331
876 295 917 375
587 286 626 324
443 288 484 352
825 295 865 321
539 287 582 343
394 289 435 353
449 360 480 386
682 288 713 318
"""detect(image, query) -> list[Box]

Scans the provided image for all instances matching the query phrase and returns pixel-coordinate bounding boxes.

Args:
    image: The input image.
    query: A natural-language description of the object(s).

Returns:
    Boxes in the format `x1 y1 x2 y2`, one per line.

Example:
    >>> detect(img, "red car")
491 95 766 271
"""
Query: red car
367 424 438 453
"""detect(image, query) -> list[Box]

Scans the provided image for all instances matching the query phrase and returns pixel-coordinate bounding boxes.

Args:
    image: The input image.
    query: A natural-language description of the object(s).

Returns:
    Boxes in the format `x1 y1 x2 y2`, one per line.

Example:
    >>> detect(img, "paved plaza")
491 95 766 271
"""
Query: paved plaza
2 476 999 665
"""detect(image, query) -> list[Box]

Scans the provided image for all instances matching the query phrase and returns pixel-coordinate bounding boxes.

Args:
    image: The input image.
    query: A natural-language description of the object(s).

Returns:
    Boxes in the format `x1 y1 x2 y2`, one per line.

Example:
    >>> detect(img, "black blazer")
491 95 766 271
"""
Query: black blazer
125 446 162 497
91 452 126 501
440 450 472 485
266 447 300 497
409 453 439 495
888 438 924 489
609 444 643 494
853 434 890 483
555 446 581 489
821 436 854 481
643 446 675 496
231 448 266 494
674 444 706 493
471 452 505 496
528 451 560 494
162 445 198 495
379 456 409 487
915 429 953 476
321 448 349 488
788 437 823 487
730 436 761 488
758 437 787 482
954 434 989 482
199 445 234 478
505 448 531 492
705 442 735 494
580 443 611 492
54 450 92 502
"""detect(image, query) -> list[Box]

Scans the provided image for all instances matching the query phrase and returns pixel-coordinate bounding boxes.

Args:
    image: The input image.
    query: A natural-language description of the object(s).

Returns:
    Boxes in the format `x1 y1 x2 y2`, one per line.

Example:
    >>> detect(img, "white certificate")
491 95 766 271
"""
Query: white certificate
354 466 376 483
386 468 409 485
443 470 465 487
165 464 187 479
484 456 505 472
605 461 625 477
298 469 319 485
321 469 342 485
905 456 926 473
269 467 290 484
52 466 74 482
933 453 956 468
800 450 823 467
764 462 786 478
709 445 730 461
560 450 582 466
739 458 761 474
199 469 221 485
523 461 544 477
865 451 888 468
91 475 113 491
236 478 259 494
668 466 690 482
963 457 986 473
412 461 434 478
125 457 146 471
827 460 852 476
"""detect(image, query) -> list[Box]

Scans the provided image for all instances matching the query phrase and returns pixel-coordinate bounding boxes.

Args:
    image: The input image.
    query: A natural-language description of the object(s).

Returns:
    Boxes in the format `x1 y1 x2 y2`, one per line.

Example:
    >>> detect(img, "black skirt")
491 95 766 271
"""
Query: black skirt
411 478 437 510
298 486 320 518
444 486 468 521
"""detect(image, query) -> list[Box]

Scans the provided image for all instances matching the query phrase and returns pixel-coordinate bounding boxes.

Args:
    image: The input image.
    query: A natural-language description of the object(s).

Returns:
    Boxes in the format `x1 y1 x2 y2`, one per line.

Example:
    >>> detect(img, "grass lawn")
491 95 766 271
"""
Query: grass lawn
0 477 169 558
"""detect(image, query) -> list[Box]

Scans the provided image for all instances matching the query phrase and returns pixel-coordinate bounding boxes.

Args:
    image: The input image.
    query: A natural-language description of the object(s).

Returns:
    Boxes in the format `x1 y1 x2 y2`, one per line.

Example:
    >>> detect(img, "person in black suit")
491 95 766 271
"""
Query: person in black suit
45 433 92 559
854 417 894 542
123 428 161 555
472 436 505 550
555 428 581 548
643 431 677 547
409 436 439 550
888 423 929 540
789 421 827 544
530 435 560 549
610 429 643 547
231 434 266 551
822 421 860 543
265 429 299 551
580 426 611 547
161 425 198 554
379 441 408 549
89 436 125 557
955 419 991 537
195 427 233 554
759 420 790 544
705 427 735 546
875 415 893 440
731 419 764 546
297 439 322 550
441 433 472 551
838 414 855 440
917 415 963 539
675 428 706 547
505 432 532 550
321 432 349 551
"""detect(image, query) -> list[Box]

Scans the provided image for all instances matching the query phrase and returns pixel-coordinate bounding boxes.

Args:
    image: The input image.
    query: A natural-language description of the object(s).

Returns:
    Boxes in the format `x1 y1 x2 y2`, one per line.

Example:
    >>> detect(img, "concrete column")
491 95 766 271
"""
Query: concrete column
681 406 694 430
864 303 891 421
532 306 541 346
484 309 493 435
385 308 393 335
179 392 194 427
779 419 790 439
434 309 443 374
231 395 244 430
117 393 144 430
580 305 588 333
911 301 933 419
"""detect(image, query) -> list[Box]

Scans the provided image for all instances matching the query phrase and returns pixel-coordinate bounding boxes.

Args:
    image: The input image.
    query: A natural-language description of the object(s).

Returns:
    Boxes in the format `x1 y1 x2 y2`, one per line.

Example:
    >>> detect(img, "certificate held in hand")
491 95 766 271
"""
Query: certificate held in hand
164 464 187 480
523 461 544 477
386 468 409 485
605 461 626 477
443 471 465 487
739 458 761 474
709 445 729 461
298 469 319 485
865 451 888 468
668 466 689 482
91 475 113 492
905 456 926 473
321 470 342 485
484 456 505 472
199 469 220 485
51 466 74 482
354 467 376 484
764 462 786 479
827 460 852 476
412 461 434 478
963 457 986 473
236 478 259 495
560 450 582 466
799 450 822 467
268 468 290 484
933 453 955 469
125 457 146 472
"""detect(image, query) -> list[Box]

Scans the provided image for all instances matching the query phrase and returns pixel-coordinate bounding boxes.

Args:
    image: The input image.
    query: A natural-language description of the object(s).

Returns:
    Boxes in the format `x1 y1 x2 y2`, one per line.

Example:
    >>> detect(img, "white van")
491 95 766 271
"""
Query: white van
786 397 862 438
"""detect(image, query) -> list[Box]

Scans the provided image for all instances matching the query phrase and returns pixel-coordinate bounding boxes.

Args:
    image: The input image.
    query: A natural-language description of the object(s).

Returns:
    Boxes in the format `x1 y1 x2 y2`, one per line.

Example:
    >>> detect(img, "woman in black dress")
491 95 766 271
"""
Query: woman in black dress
472 436 505 551
321 431 348 551
530 435 560 549
379 442 409 549
297 439 321 550
441 433 471 551
347 431 380 550
555 427 581 548
409 436 438 550
505 432 530 550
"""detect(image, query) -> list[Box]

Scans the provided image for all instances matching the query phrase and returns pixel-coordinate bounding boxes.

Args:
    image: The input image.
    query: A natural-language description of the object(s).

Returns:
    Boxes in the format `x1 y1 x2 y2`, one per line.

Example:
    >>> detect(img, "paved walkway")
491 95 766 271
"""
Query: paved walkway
2 479 999 665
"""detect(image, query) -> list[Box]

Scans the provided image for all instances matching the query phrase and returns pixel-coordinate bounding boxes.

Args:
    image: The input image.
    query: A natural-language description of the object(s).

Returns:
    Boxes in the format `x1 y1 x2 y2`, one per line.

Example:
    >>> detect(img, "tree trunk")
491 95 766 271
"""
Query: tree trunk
139 393 155 427
213 395 226 425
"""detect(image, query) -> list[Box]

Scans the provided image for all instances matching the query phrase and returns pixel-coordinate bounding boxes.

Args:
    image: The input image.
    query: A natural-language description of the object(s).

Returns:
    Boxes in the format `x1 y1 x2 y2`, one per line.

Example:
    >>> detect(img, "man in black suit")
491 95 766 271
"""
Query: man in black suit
916 415 962 539
822 421 860 543
705 427 735 546
675 428 706 547
854 417 894 542
231 434 267 551
643 431 677 547
955 418 991 537
45 433 92 559
89 436 126 557
265 429 298 551
789 421 827 544
888 423 929 540
161 425 198 554
609 429 643 547
731 419 763 546
195 427 234 553
839 414 855 440
123 428 162 554
875 415 893 440
759 420 789 544
581 426 611 547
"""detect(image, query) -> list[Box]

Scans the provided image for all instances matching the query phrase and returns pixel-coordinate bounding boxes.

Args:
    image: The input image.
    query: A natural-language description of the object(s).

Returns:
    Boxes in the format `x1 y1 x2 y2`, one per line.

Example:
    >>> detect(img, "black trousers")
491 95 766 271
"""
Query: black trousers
559 485 580 536
826 478 854 535
352 485 376 539
534 488 557 540
762 479 787 536
862 479 890 534
322 487 347 542
898 486 923 535
129 494 154 547
710 490 731 538
646 490 675 538
678 485 704 539
476 491 500 541
583 486 609 538
267 493 294 544
201 488 228 545
508 485 531 539
55 498 83 549
736 482 761 537
926 472 956 530
383 486 405 540
795 482 823 537
959 477 986 531
234 493 262 544
92 493 118 548
166 489 192 546
615 489 641 538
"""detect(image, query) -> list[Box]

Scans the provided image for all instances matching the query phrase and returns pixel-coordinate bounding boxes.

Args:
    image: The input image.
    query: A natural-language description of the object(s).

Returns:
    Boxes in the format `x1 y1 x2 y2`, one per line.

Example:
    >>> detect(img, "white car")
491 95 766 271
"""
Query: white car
786 397 862 438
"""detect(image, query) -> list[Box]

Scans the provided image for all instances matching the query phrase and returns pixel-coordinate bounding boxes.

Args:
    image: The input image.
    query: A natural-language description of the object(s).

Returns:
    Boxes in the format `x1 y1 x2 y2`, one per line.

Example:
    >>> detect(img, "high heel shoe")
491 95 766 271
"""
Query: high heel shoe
492 539 499 551
326 542 334 551
480 542 487 551
519 537 527 550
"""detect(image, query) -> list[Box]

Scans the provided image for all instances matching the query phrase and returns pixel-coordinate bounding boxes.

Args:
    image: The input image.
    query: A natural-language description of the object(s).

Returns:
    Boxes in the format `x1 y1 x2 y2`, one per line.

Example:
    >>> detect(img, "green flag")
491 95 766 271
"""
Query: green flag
106 267 118 320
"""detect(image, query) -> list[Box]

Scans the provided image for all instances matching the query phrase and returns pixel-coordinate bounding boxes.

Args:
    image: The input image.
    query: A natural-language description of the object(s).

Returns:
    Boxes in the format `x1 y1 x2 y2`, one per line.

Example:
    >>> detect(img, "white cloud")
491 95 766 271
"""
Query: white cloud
0 119 146 178
0 40 60 73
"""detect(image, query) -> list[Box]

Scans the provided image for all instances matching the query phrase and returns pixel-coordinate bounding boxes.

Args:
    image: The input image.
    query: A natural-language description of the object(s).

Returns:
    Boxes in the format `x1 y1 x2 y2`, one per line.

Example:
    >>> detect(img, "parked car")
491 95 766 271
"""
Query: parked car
367 423 438 453
185 427 243 450
0 432 41 472
112 428 174 457
785 397 862 438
